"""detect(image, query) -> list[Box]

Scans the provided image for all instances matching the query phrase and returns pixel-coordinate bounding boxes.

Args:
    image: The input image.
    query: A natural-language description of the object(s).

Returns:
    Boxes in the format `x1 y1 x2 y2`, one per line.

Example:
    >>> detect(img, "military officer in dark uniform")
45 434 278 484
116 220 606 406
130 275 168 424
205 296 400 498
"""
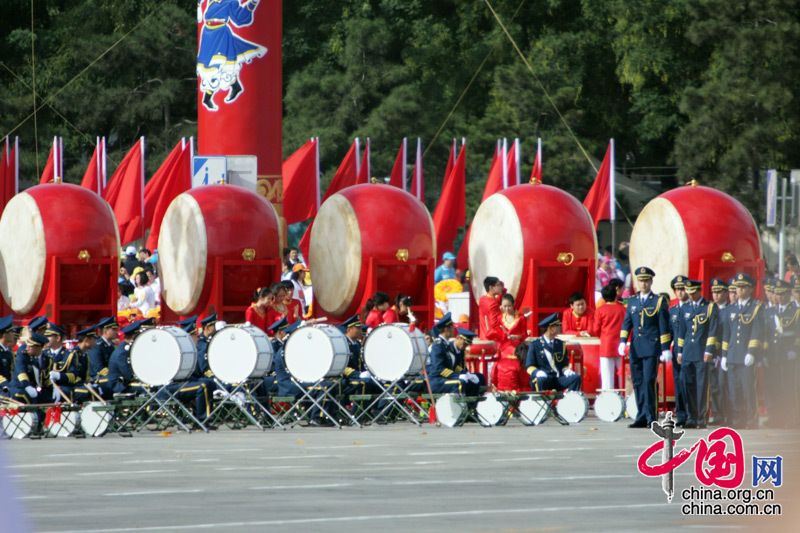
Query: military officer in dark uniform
49 323 91 402
337 314 379 396
676 280 719 428
764 279 799 427
8 333 51 404
194 314 217 382
426 313 482 395
668 275 689 426
106 319 153 396
619 267 672 428
708 278 730 425
15 315 48 359
526 313 581 392
88 316 119 384
0 315 17 397
721 273 764 429
67 326 105 403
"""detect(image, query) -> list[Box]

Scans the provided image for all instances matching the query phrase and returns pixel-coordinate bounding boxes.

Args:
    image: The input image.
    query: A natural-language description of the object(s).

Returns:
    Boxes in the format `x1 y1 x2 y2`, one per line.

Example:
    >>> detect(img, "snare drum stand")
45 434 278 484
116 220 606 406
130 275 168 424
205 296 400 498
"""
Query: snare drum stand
281 378 361 429
207 379 284 430
121 383 209 433
356 378 423 426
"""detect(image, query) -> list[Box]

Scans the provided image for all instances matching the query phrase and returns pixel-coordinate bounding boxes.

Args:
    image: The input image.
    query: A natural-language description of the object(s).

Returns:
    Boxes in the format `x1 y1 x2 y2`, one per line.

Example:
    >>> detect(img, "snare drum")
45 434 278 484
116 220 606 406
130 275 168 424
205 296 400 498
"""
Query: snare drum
475 393 509 427
81 402 112 437
556 391 588 424
518 396 549 426
593 391 625 422
363 323 426 381
2 411 38 439
625 393 638 420
208 325 273 383
46 408 79 437
130 326 197 387
435 393 463 428
284 325 349 383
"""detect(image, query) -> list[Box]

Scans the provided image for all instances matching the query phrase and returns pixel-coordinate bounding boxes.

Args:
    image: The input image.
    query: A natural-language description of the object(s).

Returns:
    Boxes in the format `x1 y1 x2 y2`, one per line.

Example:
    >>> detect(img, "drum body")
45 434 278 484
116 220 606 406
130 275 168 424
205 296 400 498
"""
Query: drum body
630 185 762 297
625 393 638 420
363 323 426 381
284 325 350 382
518 396 549 426
130 326 197 386
594 391 625 422
561 338 601 397
469 184 597 320
2 411 38 439
208 325 273 383
0 183 119 324
556 391 588 424
475 393 509 427
435 393 464 428
310 185 435 318
158 185 282 318
81 402 112 437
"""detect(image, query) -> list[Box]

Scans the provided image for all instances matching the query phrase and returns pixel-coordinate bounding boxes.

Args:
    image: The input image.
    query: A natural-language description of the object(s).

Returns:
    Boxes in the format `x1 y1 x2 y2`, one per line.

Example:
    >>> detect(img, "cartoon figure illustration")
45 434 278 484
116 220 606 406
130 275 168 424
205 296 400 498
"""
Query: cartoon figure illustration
197 0 268 111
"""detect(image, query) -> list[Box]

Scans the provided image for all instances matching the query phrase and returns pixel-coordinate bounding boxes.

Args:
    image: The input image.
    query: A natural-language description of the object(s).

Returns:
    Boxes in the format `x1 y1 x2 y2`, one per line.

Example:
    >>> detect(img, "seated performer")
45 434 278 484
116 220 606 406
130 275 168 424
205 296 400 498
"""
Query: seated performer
89 317 119 385
426 313 484 395
498 293 527 356
8 332 51 404
105 319 154 396
561 292 594 337
55 325 100 403
526 314 581 392
245 287 274 333
0 315 16 396
383 294 412 324
364 292 390 329
491 342 531 393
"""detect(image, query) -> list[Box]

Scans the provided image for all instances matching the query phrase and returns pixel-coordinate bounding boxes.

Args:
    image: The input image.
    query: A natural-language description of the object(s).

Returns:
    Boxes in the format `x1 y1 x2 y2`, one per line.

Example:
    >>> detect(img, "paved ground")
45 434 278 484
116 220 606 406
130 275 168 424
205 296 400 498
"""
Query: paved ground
2 414 799 533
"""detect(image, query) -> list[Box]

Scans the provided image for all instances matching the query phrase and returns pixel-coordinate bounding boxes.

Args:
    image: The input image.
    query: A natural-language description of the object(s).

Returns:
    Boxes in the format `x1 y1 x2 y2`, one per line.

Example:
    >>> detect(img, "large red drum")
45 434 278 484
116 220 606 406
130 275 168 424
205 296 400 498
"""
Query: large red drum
469 184 597 320
158 185 282 318
0 183 119 325
630 184 763 296
310 184 435 318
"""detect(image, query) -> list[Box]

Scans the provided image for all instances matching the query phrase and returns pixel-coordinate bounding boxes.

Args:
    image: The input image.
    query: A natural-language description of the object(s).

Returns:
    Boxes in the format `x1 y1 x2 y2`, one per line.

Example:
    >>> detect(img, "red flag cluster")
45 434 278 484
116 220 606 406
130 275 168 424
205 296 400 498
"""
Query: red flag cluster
583 139 615 228
80 138 107 195
103 138 145 245
144 139 192 250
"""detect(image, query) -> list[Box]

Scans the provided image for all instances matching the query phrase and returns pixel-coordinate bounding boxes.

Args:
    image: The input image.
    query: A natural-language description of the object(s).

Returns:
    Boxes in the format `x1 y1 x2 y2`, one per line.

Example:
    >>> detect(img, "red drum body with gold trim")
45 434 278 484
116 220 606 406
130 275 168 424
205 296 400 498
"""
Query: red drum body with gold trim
0 183 119 325
630 185 763 297
469 184 597 323
310 185 435 320
562 338 601 398
158 185 282 321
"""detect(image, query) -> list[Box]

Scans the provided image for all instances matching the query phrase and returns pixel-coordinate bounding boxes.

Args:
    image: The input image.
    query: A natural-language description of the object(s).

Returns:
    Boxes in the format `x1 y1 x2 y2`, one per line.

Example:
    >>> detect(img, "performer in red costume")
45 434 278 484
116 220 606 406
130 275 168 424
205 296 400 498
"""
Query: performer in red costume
561 292 594 337
498 293 528 356
479 276 505 342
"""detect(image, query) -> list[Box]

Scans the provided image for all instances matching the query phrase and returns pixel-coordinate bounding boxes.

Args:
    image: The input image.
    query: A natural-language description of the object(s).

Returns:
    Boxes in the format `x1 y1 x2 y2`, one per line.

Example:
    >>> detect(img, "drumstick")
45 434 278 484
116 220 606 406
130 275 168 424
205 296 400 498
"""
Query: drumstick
51 382 74 405
0 396 25 408
303 317 328 325
415 351 439 426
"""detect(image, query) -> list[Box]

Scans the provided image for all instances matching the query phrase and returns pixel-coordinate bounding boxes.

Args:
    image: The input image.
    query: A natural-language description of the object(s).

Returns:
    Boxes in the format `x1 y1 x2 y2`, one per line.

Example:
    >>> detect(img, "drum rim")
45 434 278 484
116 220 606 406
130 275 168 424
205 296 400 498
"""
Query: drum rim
435 393 464 427
208 325 273 383
0 192 47 314
594 391 625 421
363 323 419 381
557 391 588 422
131 327 191 386
518 396 548 425
80 402 111 436
284 325 344 382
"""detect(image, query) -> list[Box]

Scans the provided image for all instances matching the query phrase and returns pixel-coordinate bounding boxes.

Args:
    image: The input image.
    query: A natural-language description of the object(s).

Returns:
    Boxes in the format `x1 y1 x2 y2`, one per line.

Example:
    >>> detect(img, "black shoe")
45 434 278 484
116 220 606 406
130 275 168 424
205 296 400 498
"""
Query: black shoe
695 423 707 430
309 417 334 427
683 422 696 429
202 92 217 111
676 420 687 428
225 80 243 103
628 420 648 428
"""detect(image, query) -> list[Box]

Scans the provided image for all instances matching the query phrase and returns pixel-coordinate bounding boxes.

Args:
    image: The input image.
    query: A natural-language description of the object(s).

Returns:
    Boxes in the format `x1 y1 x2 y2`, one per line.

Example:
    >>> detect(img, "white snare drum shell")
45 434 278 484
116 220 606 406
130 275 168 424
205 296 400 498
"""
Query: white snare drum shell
435 393 463 428
518 397 549 426
131 326 197 386
284 325 349 383
46 410 79 438
625 393 638 420
475 393 507 427
594 391 625 423
364 324 425 381
2 411 38 439
80 402 111 437
556 391 588 424
209 325 273 383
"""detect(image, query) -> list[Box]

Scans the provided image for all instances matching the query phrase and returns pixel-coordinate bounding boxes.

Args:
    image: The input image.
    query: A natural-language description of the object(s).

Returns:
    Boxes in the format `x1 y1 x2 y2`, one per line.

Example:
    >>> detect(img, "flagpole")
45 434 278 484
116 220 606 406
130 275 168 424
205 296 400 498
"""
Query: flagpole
314 137 321 210
366 137 371 182
101 137 107 190
140 136 146 245
514 138 521 185
401 137 407 191
609 138 616 257
501 138 508 189
355 137 361 177
415 137 422 200
14 137 19 194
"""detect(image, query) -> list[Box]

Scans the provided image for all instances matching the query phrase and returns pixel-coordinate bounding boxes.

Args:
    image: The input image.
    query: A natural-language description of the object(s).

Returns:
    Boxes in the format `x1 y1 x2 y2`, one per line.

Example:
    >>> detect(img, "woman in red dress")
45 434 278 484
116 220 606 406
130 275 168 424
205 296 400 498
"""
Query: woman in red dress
282 281 304 324
265 282 289 332
245 287 274 332
591 283 627 390
498 293 527 356
363 291 390 329
383 294 412 324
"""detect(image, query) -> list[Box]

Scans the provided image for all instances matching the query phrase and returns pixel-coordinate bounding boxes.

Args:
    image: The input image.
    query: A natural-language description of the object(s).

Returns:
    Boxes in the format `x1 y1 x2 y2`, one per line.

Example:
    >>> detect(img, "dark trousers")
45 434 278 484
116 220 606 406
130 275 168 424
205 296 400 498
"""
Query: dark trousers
672 355 687 423
680 361 709 426
726 363 758 428
530 373 581 393
160 381 211 422
709 360 727 424
630 355 659 424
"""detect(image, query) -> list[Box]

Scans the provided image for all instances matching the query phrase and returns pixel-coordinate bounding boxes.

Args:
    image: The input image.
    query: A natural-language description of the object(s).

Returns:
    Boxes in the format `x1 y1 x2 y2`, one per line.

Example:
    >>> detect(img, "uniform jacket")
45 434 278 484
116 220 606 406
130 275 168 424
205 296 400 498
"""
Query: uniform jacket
722 298 764 364
106 342 135 393
620 292 671 358
88 337 115 380
766 300 800 359
52 346 90 386
525 337 568 376
677 298 720 363
426 336 463 383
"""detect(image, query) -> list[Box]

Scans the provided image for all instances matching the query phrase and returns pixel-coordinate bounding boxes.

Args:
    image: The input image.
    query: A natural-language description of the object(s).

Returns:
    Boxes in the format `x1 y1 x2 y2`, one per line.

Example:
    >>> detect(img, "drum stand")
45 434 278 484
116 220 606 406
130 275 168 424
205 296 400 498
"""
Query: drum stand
207 379 284 430
280 378 361 428
518 391 569 426
355 378 423 426
121 384 209 433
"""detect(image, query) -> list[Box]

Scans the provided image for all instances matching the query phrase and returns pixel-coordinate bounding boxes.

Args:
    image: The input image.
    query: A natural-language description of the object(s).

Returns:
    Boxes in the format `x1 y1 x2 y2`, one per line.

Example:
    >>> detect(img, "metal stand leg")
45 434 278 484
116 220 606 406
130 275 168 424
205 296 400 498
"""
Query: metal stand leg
356 379 423 426
121 385 207 433
207 381 284 430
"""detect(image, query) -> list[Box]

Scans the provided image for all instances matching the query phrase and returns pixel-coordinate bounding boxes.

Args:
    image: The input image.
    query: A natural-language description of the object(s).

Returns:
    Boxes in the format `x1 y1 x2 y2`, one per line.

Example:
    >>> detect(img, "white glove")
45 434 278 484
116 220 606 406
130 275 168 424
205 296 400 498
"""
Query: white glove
618 343 626 357
720 357 728 372
215 321 227 331
468 373 480 384
232 391 246 407
660 350 671 363
459 374 470 383
359 370 371 379
25 386 38 399
744 353 755 367
52 388 62 403
563 368 576 377
535 370 547 379
788 351 797 361
407 312 417 324
49 370 61 381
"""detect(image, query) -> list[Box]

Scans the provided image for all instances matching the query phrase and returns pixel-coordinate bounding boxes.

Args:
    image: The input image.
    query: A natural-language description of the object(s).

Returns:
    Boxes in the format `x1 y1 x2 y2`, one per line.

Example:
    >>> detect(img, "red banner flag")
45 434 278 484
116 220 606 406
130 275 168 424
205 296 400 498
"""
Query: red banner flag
481 141 503 202
432 144 466 257
299 139 360 257
356 138 370 184
583 140 615 228
103 138 145 245
282 138 319 225
410 138 425 202
1 137 19 214
388 138 407 189
145 139 191 250
530 137 542 183
80 138 106 194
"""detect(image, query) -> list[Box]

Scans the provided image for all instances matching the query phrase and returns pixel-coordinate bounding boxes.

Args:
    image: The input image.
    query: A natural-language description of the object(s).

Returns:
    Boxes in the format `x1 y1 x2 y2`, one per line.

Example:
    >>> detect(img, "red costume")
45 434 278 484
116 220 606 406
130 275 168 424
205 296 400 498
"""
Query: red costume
478 294 504 342
490 355 531 392
498 312 527 356
365 308 383 329
591 300 626 357
245 303 269 332
382 305 407 324
561 308 594 336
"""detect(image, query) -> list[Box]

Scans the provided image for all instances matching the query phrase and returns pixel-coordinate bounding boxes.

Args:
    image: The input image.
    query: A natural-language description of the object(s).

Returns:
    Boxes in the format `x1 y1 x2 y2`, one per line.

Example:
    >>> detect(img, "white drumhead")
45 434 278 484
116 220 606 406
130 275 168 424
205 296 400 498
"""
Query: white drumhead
158 194 208 315
476 393 506 427
518 397 549 426
0 192 47 314
131 326 197 386
284 325 346 382
2 411 38 439
309 194 361 316
46 410 79 438
557 391 588 424
81 402 111 437
594 391 625 423
629 197 689 297
209 325 273 383
469 194 523 298
625 393 638 420
364 324 425 381
435 393 463 428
